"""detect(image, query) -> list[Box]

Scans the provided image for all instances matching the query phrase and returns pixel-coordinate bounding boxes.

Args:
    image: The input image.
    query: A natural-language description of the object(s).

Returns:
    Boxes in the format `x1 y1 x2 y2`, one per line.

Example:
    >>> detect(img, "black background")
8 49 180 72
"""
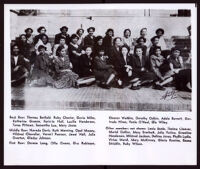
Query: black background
0 0 199 169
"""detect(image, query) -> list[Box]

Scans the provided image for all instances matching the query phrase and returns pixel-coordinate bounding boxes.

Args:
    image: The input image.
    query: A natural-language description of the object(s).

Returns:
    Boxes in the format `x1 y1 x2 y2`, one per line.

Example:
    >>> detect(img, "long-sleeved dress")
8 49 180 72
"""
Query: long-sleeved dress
54 55 79 89
93 56 117 83
84 35 95 47
79 54 94 78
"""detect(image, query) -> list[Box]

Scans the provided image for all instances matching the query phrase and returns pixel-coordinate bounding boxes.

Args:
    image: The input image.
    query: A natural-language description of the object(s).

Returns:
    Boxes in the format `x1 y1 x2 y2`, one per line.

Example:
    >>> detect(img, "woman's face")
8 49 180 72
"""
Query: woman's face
78 30 83 36
141 29 147 37
121 47 128 56
124 30 131 38
85 47 92 56
153 38 159 46
97 39 103 46
115 38 122 47
39 48 46 55
138 39 145 45
26 30 32 37
42 36 47 44
88 29 94 36
155 49 161 56
135 48 143 56
60 48 66 56
21 35 27 42
12 46 19 55
59 39 66 45
108 30 113 36
99 50 105 56
173 50 180 58
40 28 46 34
72 37 78 44
156 31 163 37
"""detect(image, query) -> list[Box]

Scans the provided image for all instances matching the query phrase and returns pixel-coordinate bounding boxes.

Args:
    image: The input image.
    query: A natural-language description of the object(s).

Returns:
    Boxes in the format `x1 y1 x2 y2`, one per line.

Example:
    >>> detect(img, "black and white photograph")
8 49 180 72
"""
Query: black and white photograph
4 3 197 166
9 6 193 111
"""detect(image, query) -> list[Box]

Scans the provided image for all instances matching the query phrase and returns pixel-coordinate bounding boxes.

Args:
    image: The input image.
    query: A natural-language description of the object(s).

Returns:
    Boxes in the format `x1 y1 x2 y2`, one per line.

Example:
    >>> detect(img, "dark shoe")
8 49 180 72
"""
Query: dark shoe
130 85 141 90
74 82 79 89
153 84 165 91
99 83 110 89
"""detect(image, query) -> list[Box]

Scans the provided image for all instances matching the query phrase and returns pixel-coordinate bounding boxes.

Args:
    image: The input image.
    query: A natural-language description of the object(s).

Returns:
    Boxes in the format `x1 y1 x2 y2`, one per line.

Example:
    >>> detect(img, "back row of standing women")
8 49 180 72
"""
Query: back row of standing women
11 26 191 91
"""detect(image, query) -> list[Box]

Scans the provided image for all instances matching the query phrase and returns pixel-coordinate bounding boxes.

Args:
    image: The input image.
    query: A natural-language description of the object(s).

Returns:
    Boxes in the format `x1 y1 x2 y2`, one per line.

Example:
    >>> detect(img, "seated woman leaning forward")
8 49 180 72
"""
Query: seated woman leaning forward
29 45 55 87
53 46 79 89
150 46 174 90
78 46 96 87
168 47 191 92
130 46 156 90
93 49 118 89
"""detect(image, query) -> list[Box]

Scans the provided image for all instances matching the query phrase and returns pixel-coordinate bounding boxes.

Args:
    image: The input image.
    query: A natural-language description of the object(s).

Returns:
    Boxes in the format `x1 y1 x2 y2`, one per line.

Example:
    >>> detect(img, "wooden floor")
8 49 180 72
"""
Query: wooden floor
11 84 191 111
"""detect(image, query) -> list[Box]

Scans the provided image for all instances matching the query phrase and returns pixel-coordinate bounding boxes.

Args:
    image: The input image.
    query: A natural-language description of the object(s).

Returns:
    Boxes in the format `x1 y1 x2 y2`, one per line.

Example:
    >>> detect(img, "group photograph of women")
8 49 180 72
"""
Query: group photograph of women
9 8 192 111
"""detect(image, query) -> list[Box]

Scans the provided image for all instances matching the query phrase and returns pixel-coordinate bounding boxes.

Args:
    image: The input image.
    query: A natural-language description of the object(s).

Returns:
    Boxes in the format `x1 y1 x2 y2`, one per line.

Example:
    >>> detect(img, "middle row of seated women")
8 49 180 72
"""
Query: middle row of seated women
29 34 191 91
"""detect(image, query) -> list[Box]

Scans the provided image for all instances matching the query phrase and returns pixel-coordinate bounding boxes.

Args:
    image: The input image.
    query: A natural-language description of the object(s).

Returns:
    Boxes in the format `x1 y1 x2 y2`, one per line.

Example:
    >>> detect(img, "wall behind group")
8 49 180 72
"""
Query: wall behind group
10 13 191 40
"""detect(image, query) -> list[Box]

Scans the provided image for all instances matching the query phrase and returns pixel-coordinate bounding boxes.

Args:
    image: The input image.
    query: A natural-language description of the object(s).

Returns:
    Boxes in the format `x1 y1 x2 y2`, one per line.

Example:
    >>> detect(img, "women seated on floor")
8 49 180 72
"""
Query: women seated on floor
11 26 192 92
11 44 30 87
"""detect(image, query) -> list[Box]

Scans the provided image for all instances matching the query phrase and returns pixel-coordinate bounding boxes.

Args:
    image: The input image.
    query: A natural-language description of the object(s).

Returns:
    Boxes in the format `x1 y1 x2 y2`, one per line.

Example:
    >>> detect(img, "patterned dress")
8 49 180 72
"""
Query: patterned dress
54 55 79 89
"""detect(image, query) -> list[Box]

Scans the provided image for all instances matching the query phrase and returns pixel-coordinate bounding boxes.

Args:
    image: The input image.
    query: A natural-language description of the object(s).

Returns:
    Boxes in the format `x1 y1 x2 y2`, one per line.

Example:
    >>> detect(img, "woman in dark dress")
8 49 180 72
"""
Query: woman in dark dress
84 27 96 48
117 45 140 88
78 46 96 86
30 45 54 87
103 28 114 56
130 46 156 90
53 46 79 89
93 49 117 89
168 47 191 92
68 34 85 75
93 36 105 57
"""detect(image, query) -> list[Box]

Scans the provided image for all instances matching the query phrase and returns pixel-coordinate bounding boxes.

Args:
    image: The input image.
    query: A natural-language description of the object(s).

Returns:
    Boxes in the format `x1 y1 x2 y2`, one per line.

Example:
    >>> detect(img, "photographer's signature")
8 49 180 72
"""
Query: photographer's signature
160 90 178 100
